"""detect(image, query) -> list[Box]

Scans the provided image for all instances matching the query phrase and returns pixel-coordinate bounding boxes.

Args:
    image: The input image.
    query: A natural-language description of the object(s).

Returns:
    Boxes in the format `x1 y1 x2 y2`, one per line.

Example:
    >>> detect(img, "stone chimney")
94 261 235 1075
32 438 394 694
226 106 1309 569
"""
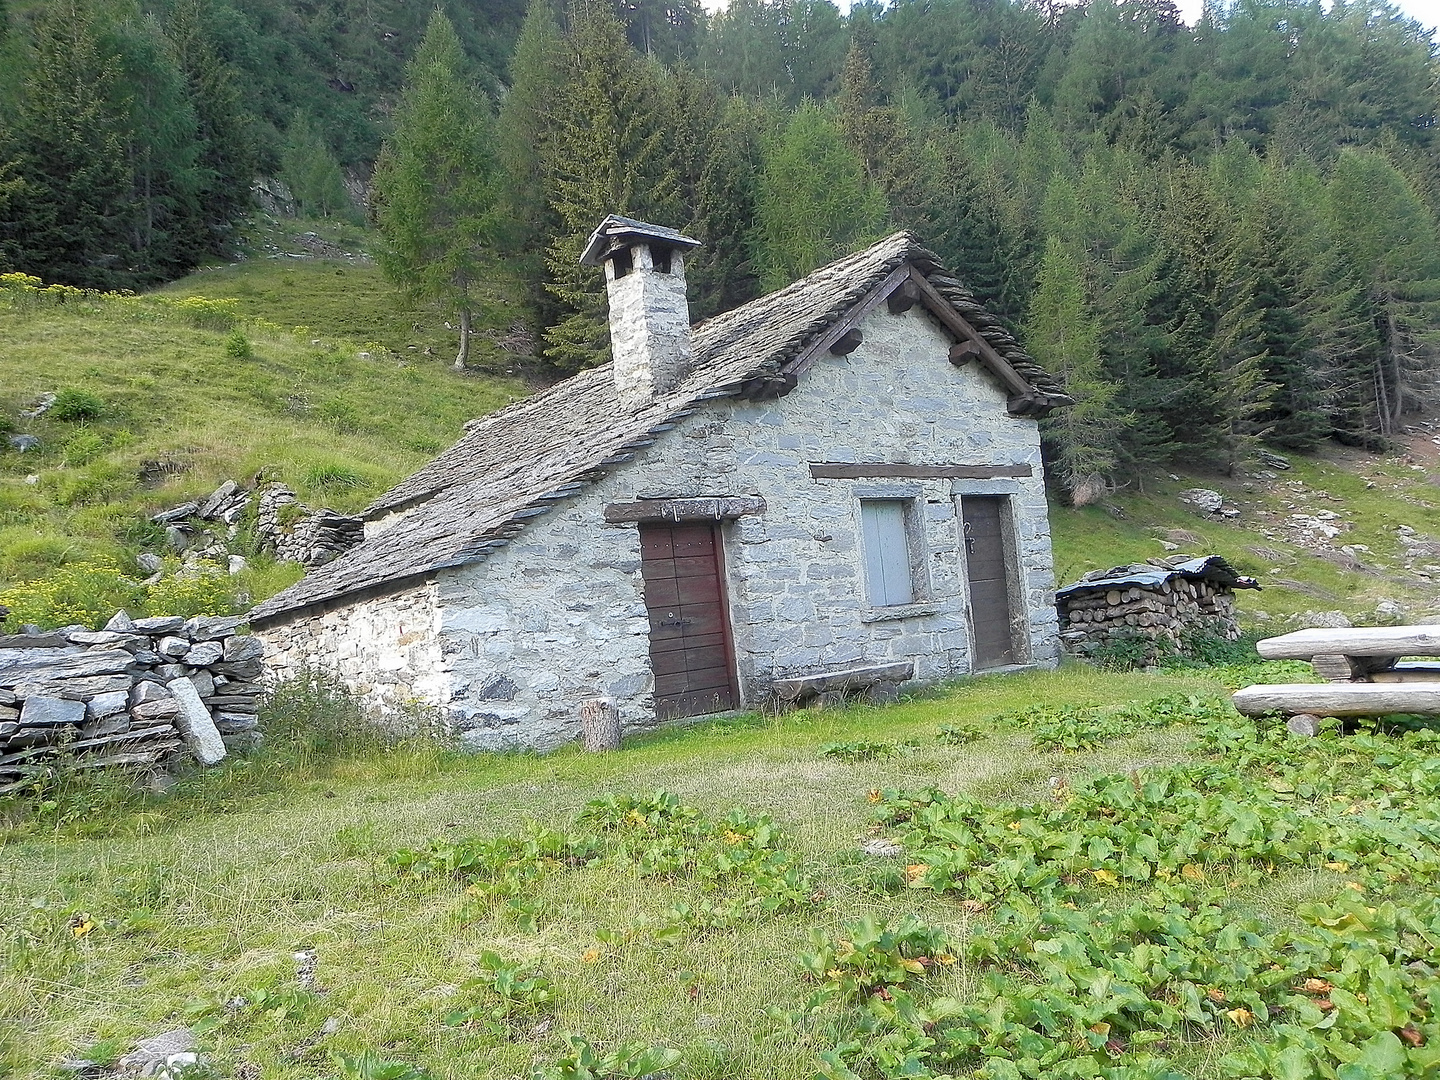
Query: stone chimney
581 215 702 412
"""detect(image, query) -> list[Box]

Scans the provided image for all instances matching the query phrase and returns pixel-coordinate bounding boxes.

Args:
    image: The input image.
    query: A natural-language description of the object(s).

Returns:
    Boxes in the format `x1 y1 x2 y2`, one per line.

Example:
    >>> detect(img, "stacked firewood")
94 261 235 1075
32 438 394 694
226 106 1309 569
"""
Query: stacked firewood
1059 576 1242 657
0 613 265 796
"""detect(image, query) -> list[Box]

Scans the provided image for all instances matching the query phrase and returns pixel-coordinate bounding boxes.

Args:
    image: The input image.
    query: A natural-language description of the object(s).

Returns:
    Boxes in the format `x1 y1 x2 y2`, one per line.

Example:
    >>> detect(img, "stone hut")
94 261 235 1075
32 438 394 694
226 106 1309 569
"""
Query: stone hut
249 217 1074 749
1055 555 1260 659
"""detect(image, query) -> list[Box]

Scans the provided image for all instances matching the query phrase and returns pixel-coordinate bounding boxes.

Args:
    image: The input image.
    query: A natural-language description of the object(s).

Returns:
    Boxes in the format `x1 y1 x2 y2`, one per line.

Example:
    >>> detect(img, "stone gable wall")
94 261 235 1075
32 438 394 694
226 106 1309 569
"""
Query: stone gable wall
435 304 1060 749
257 582 444 716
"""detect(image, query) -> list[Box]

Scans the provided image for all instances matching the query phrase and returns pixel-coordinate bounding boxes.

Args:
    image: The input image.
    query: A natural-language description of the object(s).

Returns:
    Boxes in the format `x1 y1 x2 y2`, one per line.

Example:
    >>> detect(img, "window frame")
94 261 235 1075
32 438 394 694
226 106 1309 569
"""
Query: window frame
857 495 934 615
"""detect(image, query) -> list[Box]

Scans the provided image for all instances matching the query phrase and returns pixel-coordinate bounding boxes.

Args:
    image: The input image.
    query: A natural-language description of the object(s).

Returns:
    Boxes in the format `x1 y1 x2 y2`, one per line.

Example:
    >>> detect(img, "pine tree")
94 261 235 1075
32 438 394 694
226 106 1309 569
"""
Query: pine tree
687 95 767 318
538 1 678 371
164 0 256 257
0 0 130 288
371 11 502 370
107 11 208 281
496 0 563 313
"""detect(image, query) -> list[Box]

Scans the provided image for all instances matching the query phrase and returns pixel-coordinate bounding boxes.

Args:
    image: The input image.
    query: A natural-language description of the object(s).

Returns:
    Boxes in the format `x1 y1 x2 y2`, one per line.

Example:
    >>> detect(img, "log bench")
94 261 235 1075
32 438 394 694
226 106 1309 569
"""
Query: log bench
1233 626 1440 718
772 661 916 706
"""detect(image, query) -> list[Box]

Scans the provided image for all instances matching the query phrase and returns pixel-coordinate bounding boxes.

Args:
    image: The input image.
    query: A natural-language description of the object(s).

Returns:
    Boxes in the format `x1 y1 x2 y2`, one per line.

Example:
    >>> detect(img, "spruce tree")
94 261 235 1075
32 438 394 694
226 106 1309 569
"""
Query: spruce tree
164 0 256 257
371 11 502 370
1026 236 1127 504
0 0 130 288
281 111 350 219
751 101 886 291
538 0 678 371
496 0 563 314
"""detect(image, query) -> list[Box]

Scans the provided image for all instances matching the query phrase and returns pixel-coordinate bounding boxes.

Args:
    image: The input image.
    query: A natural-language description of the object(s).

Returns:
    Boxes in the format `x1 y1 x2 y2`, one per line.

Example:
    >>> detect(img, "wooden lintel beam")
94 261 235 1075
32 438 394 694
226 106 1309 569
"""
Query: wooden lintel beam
830 328 864 355
808 462 1033 480
604 495 767 523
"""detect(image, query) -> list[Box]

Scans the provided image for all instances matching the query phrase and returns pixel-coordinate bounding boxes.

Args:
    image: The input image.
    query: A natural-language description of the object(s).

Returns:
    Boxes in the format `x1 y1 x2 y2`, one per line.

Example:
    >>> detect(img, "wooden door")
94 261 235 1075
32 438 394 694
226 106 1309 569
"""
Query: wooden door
639 521 739 719
961 496 1016 668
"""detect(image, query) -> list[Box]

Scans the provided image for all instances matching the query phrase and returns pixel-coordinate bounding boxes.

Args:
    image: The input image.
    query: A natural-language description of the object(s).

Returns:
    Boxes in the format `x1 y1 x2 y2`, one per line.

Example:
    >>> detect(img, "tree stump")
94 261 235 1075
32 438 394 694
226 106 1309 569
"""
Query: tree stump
580 698 621 752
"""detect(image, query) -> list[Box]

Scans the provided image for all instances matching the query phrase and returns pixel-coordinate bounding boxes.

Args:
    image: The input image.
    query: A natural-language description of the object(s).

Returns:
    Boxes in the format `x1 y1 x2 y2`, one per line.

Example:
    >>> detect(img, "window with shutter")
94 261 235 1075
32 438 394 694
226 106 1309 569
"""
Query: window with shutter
860 499 915 607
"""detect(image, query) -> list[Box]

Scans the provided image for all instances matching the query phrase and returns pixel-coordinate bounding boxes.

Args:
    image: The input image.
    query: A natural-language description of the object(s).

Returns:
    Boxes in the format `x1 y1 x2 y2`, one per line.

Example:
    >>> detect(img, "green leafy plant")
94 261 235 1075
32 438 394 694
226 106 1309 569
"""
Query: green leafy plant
530 1035 680 1080
800 915 953 997
935 723 982 745
444 951 555 1029
224 329 253 359
819 740 901 762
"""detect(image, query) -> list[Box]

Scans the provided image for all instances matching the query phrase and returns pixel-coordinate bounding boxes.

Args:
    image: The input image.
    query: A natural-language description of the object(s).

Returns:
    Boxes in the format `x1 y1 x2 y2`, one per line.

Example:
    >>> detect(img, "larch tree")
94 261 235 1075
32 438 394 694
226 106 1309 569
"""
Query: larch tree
371 11 502 371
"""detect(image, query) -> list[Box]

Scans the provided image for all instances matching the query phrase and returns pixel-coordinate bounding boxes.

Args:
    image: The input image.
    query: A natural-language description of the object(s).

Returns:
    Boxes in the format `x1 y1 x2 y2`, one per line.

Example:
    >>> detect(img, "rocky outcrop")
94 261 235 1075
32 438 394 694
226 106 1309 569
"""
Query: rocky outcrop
0 613 264 796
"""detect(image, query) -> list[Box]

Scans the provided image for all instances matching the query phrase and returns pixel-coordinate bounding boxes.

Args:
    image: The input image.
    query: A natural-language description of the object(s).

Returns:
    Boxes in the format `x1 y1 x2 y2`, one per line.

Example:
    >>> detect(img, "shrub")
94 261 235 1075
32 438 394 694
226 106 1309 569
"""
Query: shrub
0 562 145 631
50 388 104 423
143 567 242 619
224 330 253 359
301 460 366 493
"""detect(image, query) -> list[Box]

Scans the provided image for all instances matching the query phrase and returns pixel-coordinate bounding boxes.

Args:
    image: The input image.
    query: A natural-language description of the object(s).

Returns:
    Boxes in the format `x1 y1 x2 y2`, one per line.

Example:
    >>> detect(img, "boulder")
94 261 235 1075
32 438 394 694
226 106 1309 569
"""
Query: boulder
104 610 138 632
86 690 130 719
223 635 265 663
157 636 190 659
183 615 244 641
132 616 184 634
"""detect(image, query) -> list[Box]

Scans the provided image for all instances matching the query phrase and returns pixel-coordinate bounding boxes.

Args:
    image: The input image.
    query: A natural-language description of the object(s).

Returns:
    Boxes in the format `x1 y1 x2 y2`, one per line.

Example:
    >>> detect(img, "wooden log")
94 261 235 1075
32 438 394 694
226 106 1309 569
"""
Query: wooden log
1256 626 1440 660
580 698 621 752
1370 663 1440 683
1309 653 1398 682
1233 681 1440 717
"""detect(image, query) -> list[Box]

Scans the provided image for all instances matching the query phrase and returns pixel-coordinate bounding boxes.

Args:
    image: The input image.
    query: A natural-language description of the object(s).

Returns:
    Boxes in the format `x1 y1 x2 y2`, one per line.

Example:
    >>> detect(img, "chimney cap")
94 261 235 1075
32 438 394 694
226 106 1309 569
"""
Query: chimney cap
580 215 701 267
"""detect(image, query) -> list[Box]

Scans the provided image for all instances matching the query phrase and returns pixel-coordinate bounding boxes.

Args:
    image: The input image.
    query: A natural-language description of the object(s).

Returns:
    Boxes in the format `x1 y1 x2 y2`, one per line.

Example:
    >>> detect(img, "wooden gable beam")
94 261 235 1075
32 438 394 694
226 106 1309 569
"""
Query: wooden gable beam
900 267 1033 399
781 262 912 383
769 261 1042 415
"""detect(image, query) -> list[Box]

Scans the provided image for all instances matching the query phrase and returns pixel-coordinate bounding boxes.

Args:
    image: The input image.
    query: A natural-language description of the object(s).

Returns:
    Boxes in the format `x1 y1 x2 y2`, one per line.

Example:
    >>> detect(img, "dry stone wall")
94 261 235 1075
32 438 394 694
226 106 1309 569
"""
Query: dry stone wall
0 613 265 794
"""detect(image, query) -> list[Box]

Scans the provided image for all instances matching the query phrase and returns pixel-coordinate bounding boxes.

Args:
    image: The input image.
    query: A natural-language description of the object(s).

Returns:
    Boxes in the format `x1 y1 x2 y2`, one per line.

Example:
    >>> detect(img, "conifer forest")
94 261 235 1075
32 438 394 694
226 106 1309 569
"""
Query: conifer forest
1 0 1438 500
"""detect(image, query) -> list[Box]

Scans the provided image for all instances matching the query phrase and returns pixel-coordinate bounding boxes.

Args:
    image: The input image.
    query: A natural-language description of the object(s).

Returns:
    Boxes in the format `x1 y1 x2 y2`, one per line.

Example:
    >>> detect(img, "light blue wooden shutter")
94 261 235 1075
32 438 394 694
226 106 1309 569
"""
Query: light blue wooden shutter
861 500 914 606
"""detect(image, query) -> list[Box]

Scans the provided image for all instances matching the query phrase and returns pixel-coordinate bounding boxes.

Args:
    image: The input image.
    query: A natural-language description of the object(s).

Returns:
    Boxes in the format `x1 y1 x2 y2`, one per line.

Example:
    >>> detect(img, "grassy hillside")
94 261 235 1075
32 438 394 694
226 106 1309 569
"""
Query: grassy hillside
0 230 528 592
1049 448 1440 626
12 664 1440 1078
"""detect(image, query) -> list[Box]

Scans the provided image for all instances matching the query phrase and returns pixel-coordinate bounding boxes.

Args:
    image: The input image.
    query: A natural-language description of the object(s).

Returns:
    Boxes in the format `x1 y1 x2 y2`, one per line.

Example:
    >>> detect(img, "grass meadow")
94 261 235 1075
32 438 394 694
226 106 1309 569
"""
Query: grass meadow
11 658 1437 1080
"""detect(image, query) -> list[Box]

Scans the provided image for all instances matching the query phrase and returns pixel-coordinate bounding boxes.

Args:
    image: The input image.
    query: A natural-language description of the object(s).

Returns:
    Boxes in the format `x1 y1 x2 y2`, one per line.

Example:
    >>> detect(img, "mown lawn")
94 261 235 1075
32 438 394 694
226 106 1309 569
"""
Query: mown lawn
5 659 1438 1080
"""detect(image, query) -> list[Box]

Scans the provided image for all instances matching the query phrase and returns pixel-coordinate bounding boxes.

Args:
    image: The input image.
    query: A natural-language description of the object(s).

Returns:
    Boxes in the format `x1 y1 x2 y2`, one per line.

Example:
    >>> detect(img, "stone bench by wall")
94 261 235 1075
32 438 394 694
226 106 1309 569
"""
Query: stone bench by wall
0 613 264 796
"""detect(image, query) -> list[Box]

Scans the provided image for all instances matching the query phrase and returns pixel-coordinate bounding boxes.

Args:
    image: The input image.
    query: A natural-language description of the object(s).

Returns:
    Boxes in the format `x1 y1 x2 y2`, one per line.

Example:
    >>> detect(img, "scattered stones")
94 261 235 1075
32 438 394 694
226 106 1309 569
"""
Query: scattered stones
135 553 164 575
116 1027 197 1077
1180 488 1225 514
7 434 40 452
1292 610 1353 629
860 837 904 857
1286 713 1323 737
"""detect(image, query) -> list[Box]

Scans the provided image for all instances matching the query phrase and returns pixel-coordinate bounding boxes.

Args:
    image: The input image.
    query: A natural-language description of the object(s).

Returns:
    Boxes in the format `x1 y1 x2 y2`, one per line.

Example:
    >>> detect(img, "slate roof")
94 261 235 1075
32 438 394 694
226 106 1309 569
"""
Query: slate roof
1055 556 1261 602
250 232 1069 625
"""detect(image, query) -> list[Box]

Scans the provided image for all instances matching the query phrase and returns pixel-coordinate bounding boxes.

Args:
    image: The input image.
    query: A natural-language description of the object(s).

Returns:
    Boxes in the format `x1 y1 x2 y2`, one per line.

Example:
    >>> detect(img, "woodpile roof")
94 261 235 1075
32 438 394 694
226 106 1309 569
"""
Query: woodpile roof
250 232 1070 625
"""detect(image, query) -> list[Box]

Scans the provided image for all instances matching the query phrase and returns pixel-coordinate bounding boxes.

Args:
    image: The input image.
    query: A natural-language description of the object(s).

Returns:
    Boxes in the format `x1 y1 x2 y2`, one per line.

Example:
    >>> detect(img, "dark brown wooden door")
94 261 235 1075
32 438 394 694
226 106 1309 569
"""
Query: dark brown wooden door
961 496 1016 668
640 521 739 719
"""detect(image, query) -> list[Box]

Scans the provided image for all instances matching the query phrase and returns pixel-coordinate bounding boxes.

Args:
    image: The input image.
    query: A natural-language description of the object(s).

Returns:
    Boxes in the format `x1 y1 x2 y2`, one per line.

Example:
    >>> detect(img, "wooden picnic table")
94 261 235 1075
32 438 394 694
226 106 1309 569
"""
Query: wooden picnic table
1233 625 1440 717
